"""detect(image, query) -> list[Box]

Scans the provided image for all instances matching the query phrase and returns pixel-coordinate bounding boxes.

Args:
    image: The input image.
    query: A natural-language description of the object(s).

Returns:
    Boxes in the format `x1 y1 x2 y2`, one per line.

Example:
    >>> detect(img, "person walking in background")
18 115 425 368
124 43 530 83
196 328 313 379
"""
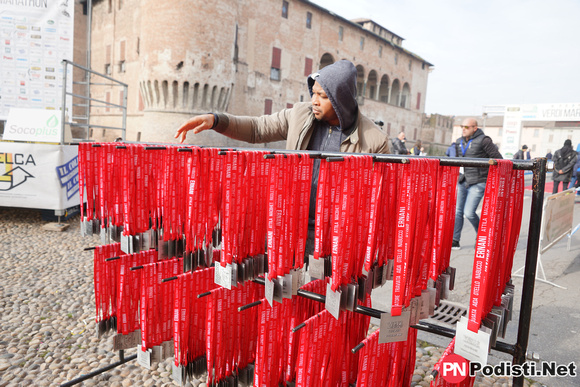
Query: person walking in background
445 142 457 157
568 149 580 191
513 145 530 160
391 131 409 155
546 150 553 160
451 117 502 250
552 139 577 194
411 140 425 156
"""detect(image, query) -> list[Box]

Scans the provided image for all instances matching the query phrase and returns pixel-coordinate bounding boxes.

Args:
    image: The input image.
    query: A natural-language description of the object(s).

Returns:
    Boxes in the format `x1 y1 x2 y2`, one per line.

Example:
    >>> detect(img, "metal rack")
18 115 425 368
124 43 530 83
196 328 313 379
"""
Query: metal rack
63 144 546 387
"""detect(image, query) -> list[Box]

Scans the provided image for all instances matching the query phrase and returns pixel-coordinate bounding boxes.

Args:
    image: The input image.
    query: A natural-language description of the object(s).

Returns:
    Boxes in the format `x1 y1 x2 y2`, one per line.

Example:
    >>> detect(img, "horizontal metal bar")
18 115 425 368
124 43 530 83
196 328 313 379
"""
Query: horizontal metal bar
116 141 538 171
89 82 127 87
65 91 126 110
238 300 262 312
256 276 518 356
58 353 137 387
63 59 129 87
69 123 124 131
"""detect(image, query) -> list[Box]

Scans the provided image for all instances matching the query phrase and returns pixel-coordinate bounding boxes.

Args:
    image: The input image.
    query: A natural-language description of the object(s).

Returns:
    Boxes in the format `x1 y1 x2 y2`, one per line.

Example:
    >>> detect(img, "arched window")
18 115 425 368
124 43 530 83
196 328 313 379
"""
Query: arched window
319 53 334 69
390 79 400 106
366 70 378 100
355 65 365 97
378 75 389 103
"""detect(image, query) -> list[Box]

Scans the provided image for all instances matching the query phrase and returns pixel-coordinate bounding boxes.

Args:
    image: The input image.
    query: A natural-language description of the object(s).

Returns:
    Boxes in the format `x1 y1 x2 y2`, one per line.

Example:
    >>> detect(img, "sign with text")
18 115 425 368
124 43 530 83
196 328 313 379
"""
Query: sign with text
500 103 580 157
3 108 62 143
0 0 74 120
0 141 79 210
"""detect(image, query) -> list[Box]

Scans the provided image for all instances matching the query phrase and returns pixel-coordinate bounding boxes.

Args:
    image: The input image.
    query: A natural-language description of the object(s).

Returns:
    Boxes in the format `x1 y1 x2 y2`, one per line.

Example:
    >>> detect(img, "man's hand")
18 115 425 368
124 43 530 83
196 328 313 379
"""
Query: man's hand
174 114 215 143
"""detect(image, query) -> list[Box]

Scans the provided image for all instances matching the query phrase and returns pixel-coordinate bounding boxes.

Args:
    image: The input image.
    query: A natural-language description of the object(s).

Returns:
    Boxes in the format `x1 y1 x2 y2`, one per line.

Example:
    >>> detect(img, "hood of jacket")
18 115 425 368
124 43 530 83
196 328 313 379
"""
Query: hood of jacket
307 59 358 131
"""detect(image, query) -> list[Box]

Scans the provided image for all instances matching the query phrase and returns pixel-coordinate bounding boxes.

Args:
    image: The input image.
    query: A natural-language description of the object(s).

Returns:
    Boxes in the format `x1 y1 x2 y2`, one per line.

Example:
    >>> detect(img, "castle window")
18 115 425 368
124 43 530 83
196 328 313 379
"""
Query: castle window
271 47 281 81
306 12 312 29
282 1 288 18
339 26 343 42
265 99 273 115
304 57 313 76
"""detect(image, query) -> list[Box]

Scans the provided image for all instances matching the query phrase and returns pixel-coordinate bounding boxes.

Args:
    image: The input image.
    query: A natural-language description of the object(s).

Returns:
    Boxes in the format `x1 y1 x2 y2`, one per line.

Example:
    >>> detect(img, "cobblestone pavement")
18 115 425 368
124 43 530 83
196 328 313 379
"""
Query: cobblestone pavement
0 208 545 386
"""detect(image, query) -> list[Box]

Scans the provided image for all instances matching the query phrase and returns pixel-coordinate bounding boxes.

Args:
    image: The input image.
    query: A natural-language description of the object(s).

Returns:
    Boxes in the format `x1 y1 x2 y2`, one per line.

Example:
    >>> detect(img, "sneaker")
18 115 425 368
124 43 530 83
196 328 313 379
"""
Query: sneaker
451 240 460 250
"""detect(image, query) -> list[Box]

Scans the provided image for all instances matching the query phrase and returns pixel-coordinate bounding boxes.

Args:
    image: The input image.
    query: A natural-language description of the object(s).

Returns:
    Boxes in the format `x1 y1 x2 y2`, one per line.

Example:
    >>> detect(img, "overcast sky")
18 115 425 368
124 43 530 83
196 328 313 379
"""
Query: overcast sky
310 0 580 117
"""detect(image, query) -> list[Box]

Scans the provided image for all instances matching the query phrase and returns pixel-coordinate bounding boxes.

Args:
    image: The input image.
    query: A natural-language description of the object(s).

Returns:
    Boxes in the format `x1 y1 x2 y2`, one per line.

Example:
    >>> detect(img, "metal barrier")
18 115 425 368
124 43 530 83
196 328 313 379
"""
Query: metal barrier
61 59 127 143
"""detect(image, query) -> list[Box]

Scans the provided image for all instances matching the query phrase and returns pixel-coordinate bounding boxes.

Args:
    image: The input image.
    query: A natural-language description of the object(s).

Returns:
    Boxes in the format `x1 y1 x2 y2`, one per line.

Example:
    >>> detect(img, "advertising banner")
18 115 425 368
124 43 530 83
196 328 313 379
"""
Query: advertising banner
500 103 580 157
3 107 63 143
0 141 79 210
0 0 75 120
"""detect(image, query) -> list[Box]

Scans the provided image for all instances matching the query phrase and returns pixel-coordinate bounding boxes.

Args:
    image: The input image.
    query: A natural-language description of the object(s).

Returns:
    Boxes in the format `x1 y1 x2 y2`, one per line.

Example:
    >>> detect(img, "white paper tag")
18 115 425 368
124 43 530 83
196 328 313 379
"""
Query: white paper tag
272 278 283 303
291 269 300 296
172 363 185 385
346 283 357 312
454 316 491 365
308 255 325 279
214 264 233 290
265 276 274 306
325 282 342 320
137 347 152 369
379 310 410 343
282 274 293 299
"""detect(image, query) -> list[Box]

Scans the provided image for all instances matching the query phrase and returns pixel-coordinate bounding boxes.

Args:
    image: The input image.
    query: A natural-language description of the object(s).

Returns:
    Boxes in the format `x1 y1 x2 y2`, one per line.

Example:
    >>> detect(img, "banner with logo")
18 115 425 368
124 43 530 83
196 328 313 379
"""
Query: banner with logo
500 103 580 157
0 142 79 210
3 107 63 143
0 0 75 120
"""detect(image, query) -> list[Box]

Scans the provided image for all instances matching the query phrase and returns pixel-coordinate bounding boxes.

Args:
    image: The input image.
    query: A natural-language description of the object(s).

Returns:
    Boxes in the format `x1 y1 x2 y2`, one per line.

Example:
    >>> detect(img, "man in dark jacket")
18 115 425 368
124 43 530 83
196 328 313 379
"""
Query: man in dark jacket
513 145 530 159
552 139 577 194
391 131 409 154
451 118 502 250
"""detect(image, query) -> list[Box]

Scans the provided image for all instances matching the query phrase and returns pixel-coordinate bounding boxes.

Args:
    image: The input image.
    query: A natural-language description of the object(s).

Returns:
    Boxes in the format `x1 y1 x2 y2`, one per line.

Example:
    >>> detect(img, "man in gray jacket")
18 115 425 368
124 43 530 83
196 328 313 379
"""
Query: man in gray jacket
174 60 389 155
175 60 390 244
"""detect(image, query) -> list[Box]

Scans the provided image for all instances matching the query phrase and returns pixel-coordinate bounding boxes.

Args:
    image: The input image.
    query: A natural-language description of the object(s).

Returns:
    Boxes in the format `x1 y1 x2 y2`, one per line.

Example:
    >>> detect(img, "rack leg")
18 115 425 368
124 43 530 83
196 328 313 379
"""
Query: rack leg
512 158 547 387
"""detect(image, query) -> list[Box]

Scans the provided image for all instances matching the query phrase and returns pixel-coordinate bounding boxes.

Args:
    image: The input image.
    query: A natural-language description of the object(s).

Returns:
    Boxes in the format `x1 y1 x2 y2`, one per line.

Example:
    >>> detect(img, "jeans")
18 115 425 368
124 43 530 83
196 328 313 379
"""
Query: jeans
453 182 486 242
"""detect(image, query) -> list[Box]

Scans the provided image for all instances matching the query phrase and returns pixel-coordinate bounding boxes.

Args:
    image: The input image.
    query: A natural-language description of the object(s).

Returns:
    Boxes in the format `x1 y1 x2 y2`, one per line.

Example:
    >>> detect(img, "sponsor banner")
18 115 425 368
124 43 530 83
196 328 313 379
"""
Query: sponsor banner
3 107 62 143
0 142 79 210
500 105 523 158
520 102 580 121
500 102 580 158
0 0 74 120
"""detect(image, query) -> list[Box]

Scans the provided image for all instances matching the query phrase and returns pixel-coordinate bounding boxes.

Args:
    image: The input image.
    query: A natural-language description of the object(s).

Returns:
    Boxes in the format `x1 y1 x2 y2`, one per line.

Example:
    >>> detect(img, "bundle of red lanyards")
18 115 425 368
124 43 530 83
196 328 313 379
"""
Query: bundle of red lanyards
118 249 158 336
356 327 418 386
467 160 524 333
173 267 218 371
93 243 123 329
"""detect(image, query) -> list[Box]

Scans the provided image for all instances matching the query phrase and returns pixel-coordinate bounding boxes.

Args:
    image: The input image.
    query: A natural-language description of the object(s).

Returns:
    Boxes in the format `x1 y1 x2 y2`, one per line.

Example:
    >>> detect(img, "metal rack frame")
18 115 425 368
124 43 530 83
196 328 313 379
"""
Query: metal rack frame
64 144 546 387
